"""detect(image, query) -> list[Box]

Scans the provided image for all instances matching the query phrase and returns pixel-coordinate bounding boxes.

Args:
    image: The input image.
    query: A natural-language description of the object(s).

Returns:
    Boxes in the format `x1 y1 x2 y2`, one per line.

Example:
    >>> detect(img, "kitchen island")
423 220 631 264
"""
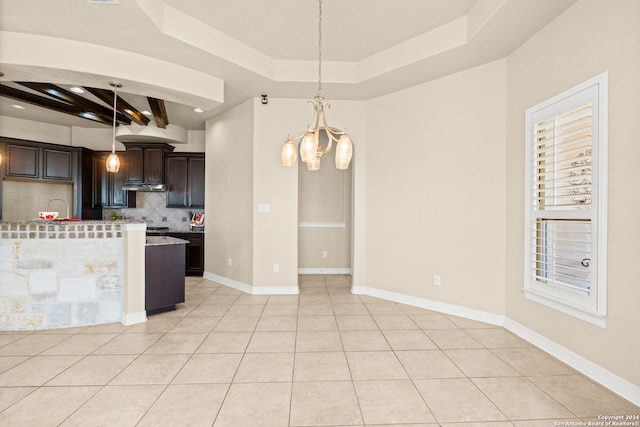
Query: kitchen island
0 220 147 330
145 236 188 314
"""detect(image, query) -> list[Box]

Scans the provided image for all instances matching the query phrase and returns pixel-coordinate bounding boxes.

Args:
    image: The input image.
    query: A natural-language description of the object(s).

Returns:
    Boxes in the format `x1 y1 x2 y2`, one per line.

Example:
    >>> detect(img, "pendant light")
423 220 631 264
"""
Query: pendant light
281 0 353 171
105 82 122 173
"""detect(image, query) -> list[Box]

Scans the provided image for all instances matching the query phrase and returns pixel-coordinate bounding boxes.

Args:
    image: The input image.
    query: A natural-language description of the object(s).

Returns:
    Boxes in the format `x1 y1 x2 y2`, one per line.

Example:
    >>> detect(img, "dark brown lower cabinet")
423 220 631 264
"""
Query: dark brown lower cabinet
145 243 186 315
167 233 204 276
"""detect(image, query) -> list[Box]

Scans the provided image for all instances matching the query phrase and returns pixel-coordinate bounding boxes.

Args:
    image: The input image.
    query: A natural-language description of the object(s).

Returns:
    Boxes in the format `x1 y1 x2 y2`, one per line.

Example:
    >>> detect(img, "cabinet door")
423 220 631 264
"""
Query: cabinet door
165 156 188 208
93 153 134 208
185 234 204 276
189 156 205 208
93 155 109 207
124 148 144 184
43 149 73 180
6 144 38 178
144 147 165 185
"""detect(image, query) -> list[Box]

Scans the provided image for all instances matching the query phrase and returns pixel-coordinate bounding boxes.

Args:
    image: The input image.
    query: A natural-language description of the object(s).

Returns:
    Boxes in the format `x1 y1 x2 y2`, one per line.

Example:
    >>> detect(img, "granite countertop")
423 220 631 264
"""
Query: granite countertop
145 228 204 234
145 236 190 246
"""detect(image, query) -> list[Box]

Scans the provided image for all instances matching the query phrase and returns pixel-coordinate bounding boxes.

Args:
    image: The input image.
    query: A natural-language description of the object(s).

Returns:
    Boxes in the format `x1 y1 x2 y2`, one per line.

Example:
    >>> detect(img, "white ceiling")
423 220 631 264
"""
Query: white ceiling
0 0 577 131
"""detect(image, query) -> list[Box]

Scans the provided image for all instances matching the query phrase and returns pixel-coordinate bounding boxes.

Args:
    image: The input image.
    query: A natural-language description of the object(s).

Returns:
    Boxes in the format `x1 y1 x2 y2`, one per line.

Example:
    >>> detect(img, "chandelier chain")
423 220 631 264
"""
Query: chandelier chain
317 0 323 96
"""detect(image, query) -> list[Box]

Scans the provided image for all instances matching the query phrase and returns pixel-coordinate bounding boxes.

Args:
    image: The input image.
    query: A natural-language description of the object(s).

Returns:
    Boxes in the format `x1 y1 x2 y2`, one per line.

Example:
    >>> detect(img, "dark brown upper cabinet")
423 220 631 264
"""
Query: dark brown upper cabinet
3 138 78 182
93 152 136 208
165 153 205 208
122 142 174 190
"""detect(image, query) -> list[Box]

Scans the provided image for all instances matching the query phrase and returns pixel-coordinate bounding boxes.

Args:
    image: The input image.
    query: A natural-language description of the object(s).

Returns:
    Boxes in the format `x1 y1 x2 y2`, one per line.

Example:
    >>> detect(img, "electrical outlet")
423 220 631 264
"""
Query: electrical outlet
228 258 233 267
322 251 328 258
434 275 441 286
273 264 279 273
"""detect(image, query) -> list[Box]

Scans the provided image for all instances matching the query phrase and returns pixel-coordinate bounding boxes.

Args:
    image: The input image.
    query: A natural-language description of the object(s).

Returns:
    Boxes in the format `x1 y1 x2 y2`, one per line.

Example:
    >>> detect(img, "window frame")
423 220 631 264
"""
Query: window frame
523 72 608 328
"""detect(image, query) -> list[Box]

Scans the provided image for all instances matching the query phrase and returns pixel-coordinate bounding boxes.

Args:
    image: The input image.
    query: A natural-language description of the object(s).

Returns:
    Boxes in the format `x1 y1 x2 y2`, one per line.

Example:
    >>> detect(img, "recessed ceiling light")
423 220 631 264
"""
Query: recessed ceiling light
11 104 25 110
193 107 204 113
141 110 152 116
70 87 85 94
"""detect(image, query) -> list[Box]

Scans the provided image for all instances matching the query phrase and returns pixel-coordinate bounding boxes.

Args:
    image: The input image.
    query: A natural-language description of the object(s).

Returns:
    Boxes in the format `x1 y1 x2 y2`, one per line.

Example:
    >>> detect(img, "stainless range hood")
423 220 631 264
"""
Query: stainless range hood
122 183 166 192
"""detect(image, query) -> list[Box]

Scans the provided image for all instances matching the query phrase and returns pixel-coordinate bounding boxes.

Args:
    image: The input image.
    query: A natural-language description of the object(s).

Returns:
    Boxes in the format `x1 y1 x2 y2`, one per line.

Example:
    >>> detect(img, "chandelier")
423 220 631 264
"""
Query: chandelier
281 0 352 171
105 81 122 173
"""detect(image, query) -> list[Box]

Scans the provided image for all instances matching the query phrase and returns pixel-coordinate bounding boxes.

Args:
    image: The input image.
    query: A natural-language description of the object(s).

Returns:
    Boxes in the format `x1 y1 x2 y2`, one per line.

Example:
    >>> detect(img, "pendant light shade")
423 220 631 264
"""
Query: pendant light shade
335 134 353 170
307 155 321 171
106 81 122 173
299 132 317 163
281 137 297 167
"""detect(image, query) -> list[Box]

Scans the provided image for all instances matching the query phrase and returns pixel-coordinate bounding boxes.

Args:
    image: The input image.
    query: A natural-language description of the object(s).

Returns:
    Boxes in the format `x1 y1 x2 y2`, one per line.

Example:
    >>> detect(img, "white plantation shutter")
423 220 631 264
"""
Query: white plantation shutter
524 73 608 327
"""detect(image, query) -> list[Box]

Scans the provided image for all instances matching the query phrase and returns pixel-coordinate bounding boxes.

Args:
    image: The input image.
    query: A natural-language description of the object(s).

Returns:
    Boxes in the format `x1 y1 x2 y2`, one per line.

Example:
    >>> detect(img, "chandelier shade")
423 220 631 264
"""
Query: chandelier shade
281 0 352 171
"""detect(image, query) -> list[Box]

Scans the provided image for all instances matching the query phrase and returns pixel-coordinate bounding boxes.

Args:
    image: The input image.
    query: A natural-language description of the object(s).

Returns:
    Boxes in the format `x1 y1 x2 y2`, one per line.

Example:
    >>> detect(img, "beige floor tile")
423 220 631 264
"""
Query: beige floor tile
262 304 299 316
325 275 351 286
425 329 484 349
445 349 520 377
0 386 37 412
213 315 259 331
298 304 334 315
173 353 242 383
203 295 240 305
473 377 575 420
137 383 229 427
0 334 30 348
110 354 189 385
60 385 165 426
144 332 208 354
336 315 379 331
0 356 29 374
290 381 363 426
373 314 420 330
398 304 439 315
266 295 300 305
414 378 507 423
46 354 136 386
125 317 181 333
225 304 265 316
294 351 351 381
213 287 243 296
346 351 408 380
0 334 71 356
187 303 232 317
299 295 332 305
340 330 390 351
396 350 465 379
382 330 438 350
196 331 252 353
332 303 370 315
0 386 99 426
0 355 82 386
365 303 405 315
297 315 338 331
170 316 221 333
40 333 118 355
492 348 574 376
214 382 291 426
529 375 640 417
92 333 162 355
255 315 298 331
355 380 435 425
439 422 513 427
247 331 296 352
236 295 269 305
446 315 500 329
512 420 576 427
411 314 460 329
329 294 362 304
234 352 294 382
81 322 131 334
299 288 330 296
296 331 344 352
465 329 530 348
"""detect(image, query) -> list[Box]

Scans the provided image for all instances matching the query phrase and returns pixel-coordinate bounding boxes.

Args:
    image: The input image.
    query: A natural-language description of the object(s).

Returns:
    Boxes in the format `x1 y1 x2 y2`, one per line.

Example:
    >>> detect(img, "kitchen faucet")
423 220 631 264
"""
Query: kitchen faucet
45 198 70 219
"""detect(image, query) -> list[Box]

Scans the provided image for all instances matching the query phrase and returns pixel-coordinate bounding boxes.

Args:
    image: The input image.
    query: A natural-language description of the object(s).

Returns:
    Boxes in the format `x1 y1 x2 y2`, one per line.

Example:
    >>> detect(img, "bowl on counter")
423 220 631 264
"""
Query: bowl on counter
39 212 59 220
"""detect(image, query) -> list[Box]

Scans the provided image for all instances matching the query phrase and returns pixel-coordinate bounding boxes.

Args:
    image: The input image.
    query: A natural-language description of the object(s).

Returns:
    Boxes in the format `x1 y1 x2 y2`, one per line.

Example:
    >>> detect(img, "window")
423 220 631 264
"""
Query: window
524 72 608 327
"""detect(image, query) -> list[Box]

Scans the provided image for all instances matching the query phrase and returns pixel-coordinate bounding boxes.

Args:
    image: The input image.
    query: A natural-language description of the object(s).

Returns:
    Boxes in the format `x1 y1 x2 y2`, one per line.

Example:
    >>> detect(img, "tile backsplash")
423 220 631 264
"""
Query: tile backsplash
104 192 203 231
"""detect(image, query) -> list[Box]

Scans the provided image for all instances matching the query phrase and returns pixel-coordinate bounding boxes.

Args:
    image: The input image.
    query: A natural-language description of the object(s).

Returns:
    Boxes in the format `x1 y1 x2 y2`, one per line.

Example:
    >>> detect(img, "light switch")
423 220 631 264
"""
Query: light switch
257 204 271 213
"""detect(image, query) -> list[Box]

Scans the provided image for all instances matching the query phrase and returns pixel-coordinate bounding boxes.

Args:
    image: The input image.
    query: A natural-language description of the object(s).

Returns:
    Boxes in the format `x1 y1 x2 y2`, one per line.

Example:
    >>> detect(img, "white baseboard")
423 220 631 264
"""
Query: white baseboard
351 285 504 326
121 311 147 326
203 272 299 295
504 318 640 407
352 284 640 406
298 268 352 275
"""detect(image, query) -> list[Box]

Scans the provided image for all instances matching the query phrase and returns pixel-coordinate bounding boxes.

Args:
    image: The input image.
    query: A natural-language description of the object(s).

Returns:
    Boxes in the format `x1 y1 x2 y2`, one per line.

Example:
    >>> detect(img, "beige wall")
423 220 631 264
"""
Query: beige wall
506 0 640 386
205 100 254 285
364 58 508 315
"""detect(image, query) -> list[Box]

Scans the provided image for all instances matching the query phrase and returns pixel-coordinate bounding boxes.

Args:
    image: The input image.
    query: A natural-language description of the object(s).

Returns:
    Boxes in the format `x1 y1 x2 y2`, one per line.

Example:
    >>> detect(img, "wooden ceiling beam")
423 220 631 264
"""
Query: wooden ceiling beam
0 83 115 126
147 97 169 129
85 87 150 126
17 82 130 125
